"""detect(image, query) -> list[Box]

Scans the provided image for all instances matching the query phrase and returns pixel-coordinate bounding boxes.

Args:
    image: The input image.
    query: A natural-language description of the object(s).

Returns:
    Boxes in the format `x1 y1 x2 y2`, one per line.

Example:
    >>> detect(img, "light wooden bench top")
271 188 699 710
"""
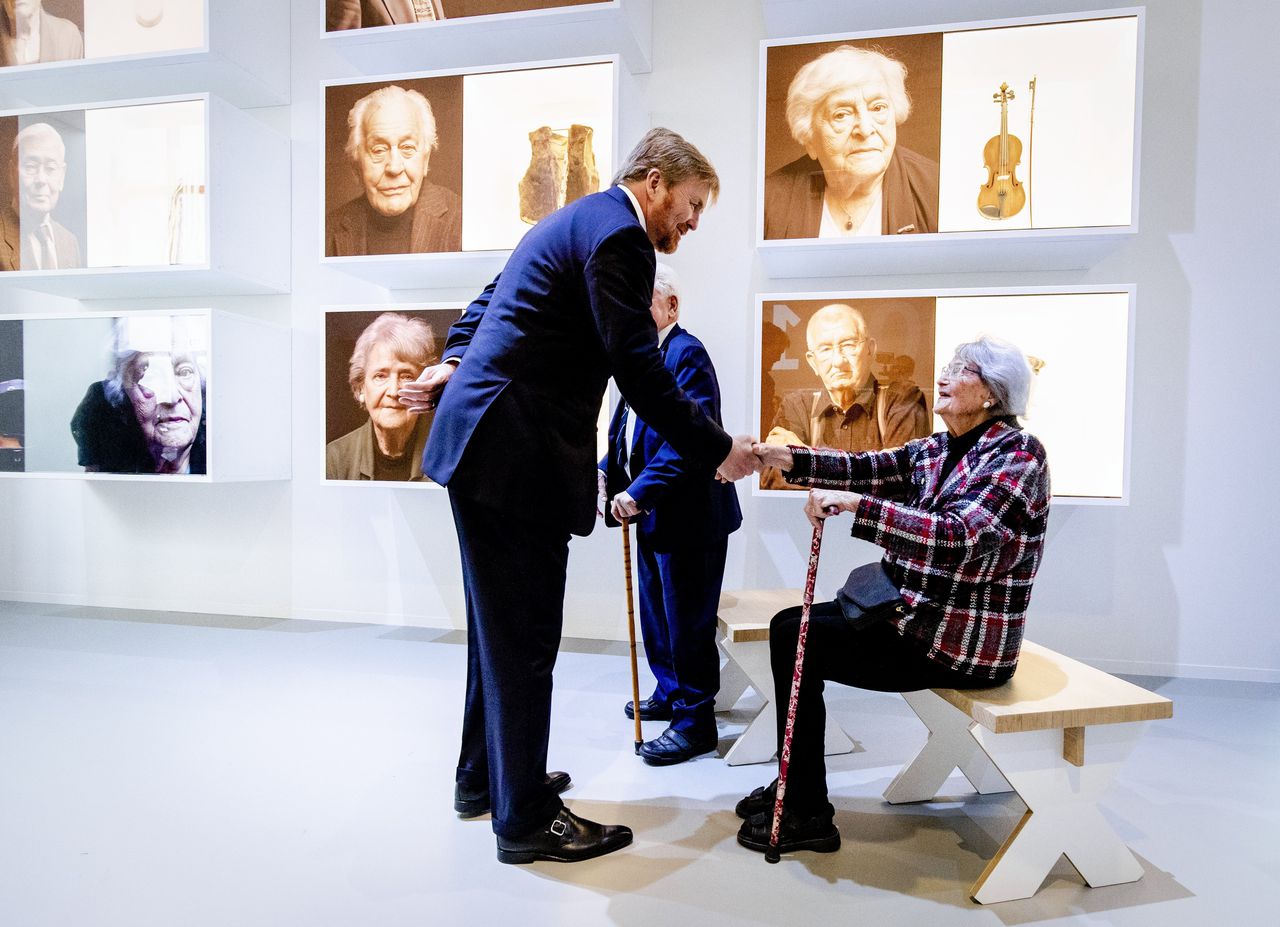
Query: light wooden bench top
718 590 1174 735
935 641 1173 733
717 588 802 642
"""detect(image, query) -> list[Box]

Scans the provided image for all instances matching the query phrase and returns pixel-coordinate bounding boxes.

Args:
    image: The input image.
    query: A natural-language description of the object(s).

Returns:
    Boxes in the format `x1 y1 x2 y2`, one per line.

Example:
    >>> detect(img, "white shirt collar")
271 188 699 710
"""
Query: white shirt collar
616 184 646 233
656 322 676 347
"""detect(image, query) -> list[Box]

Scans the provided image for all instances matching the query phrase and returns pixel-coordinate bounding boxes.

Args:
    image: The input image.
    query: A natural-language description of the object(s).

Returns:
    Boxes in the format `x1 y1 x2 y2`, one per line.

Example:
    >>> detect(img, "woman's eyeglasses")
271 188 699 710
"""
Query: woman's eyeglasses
938 361 980 379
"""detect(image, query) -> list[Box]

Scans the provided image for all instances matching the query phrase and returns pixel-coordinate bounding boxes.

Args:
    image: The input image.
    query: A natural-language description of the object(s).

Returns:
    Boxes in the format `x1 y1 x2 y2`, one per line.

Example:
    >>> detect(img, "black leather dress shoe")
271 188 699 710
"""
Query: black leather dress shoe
637 727 717 766
735 778 779 819
454 771 572 818
496 807 633 864
624 698 672 721
736 806 840 855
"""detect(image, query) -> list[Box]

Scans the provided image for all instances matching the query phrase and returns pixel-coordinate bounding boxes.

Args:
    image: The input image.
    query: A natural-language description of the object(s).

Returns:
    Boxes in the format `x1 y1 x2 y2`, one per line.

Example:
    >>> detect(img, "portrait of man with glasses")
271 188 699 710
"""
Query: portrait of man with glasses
760 301 930 490
2 121 81 272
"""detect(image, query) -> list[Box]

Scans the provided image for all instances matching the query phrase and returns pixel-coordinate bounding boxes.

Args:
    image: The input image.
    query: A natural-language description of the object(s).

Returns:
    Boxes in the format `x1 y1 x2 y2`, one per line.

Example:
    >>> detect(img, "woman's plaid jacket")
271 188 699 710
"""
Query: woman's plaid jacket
786 421 1051 681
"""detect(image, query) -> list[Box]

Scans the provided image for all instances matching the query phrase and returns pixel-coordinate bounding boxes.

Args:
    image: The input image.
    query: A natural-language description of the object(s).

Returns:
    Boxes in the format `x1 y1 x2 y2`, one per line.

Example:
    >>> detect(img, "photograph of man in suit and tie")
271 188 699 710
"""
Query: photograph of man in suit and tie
397 127 756 865
1 120 83 272
0 0 83 67
601 263 743 766
325 81 463 257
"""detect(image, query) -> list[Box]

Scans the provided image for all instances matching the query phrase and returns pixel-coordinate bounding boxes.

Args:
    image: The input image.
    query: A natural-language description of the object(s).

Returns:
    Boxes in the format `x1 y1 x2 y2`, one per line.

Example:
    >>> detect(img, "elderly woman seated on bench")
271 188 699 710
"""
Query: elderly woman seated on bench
740 335 1051 855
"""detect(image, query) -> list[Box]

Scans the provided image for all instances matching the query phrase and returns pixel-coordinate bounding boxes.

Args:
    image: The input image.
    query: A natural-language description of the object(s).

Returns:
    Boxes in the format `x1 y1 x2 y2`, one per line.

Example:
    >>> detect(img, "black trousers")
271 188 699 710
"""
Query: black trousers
769 601 1002 815
451 490 571 838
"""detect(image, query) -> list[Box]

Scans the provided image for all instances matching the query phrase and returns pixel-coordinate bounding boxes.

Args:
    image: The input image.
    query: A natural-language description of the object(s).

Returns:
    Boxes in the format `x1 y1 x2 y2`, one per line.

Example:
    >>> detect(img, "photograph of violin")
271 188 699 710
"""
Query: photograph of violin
977 81 1026 220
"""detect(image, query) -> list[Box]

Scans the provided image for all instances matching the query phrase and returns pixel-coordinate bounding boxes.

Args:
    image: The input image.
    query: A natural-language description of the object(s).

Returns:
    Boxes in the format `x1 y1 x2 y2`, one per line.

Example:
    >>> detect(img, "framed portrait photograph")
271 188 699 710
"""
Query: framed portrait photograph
322 58 614 261
758 10 1141 245
756 295 937 492
755 288 1132 502
324 305 462 485
1 310 211 478
324 76 464 258
1 109 88 272
324 0 605 32
762 32 942 241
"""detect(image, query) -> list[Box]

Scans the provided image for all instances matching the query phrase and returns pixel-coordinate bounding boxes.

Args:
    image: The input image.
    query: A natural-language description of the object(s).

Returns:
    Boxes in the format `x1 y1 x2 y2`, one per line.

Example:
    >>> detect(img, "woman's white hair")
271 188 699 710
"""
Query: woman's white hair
951 335 1034 418
785 45 912 152
348 312 437 403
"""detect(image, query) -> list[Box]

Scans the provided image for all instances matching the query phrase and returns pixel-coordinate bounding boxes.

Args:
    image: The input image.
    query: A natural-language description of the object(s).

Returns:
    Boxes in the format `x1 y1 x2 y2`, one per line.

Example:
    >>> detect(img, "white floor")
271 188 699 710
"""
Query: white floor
1 600 1276 926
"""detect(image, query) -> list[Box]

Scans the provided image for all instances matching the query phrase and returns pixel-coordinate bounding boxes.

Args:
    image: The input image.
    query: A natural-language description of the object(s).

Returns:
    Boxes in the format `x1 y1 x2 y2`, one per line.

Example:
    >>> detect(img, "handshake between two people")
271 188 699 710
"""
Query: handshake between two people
600 438 799 522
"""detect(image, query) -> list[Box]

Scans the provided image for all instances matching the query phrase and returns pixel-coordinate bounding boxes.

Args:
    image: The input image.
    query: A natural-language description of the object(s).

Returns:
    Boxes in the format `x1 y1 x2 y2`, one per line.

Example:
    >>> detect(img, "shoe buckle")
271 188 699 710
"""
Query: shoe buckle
550 818 568 837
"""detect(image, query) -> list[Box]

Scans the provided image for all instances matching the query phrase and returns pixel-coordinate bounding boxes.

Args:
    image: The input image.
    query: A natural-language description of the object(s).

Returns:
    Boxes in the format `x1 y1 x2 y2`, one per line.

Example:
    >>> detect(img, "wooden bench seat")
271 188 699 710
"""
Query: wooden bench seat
718 590 1174 904
889 641 1173 903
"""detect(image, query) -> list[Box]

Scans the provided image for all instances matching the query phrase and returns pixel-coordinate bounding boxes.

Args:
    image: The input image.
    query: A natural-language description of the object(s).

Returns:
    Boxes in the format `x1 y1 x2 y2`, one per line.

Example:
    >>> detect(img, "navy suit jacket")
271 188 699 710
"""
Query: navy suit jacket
601 324 742 551
422 186 732 536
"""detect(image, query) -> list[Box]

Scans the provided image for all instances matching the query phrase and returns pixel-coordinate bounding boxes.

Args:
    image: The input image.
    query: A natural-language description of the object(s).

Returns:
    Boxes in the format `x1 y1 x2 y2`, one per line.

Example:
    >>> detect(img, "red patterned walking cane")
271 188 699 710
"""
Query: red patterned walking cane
765 517 826 863
621 517 643 755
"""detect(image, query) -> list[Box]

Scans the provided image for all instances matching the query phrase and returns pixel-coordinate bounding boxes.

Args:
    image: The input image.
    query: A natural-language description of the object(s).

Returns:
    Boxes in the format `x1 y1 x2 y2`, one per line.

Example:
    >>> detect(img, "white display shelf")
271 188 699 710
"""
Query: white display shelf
0 0 288 109
0 93 290 299
323 251 509 290
322 0 652 74
756 7 1145 278
0 308 290 483
757 227 1136 279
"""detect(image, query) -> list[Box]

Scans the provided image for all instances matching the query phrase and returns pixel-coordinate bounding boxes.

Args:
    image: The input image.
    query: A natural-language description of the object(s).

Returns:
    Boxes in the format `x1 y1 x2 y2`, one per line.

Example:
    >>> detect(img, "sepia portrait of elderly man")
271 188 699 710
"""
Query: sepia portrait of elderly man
0 0 83 67
764 40 940 239
760 301 932 490
326 83 462 256
1 121 82 272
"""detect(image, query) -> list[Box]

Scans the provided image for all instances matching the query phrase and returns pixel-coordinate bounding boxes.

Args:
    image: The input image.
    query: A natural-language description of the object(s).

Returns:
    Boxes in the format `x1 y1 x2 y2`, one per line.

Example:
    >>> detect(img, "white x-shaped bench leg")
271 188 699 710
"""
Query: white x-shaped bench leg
884 690 1012 803
968 722 1148 904
717 634 854 766
715 639 751 712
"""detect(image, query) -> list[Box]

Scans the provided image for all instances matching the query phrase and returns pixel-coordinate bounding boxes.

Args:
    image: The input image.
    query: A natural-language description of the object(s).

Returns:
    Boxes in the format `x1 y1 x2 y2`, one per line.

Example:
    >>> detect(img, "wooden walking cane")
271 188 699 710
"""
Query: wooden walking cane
621 517 643 755
766 516 826 863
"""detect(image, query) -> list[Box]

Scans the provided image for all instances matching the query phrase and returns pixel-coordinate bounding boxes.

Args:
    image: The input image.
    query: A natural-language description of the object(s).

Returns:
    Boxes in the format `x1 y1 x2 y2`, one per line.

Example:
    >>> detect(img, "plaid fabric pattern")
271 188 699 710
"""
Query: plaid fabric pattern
787 422 1051 680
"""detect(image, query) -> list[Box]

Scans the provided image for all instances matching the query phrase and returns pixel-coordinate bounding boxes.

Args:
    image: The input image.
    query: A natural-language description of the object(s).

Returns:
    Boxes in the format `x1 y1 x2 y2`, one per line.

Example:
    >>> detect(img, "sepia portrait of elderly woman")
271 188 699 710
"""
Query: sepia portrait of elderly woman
325 309 450 483
763 36 941 240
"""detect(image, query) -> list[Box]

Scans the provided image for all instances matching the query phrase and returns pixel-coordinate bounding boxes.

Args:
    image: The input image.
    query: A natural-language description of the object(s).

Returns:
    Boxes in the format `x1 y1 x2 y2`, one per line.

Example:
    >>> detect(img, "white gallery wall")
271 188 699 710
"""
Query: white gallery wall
1 0 1277 682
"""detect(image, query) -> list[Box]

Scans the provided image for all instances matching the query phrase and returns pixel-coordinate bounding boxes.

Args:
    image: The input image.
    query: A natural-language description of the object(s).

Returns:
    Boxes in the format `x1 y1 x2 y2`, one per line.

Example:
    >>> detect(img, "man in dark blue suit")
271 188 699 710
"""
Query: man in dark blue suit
601 263 742 766
399 129 756 864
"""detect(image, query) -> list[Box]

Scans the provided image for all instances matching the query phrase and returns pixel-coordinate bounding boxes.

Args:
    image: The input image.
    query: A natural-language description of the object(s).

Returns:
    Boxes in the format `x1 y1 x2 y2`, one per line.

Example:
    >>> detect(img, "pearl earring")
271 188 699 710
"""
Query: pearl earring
982 400 992 409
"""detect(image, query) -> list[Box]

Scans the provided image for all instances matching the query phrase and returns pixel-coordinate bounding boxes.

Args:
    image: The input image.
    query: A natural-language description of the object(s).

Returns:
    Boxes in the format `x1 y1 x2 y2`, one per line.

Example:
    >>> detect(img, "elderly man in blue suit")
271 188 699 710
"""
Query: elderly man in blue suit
399 128 756 865
601 263 741 766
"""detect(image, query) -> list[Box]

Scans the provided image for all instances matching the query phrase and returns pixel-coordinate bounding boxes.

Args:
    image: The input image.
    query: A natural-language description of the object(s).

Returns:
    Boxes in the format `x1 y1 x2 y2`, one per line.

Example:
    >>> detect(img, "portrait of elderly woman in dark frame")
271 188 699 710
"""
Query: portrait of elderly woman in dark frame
326 311 440 482
69 316 209 475
763 36 942 240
